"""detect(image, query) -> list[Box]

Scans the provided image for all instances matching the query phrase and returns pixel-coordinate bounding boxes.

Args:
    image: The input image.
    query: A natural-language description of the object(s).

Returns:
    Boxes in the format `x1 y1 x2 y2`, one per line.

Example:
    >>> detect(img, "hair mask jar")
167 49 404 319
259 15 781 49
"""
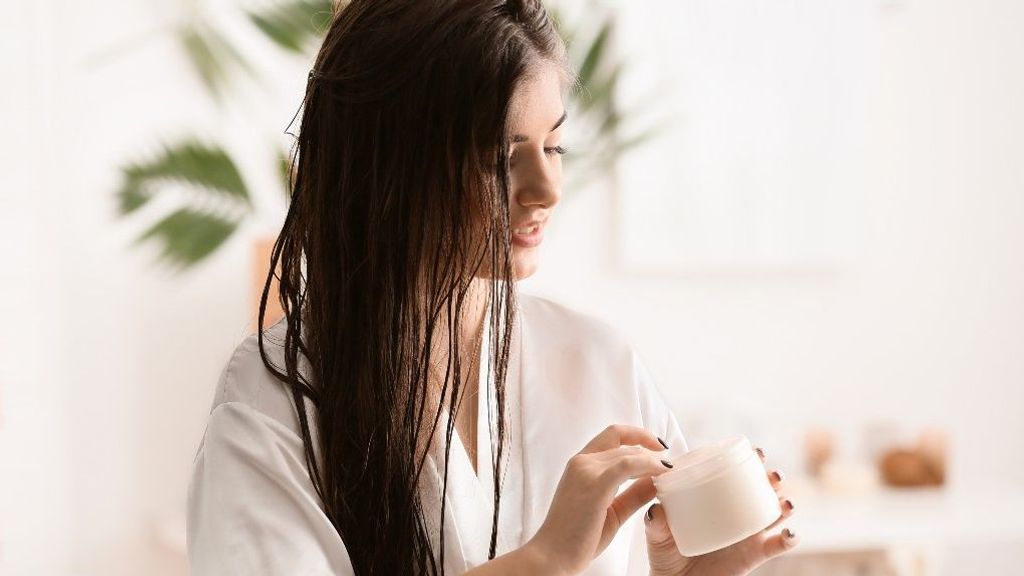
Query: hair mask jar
653 435 782 556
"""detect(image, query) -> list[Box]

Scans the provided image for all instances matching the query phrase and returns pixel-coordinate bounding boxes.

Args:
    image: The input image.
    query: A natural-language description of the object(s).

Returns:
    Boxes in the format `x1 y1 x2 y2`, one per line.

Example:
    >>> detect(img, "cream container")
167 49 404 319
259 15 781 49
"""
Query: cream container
653 435 782 556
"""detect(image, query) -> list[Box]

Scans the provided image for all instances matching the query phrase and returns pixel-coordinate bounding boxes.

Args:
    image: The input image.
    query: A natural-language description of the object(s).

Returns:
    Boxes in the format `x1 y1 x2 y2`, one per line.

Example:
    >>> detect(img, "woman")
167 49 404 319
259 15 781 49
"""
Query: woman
186 0 798 574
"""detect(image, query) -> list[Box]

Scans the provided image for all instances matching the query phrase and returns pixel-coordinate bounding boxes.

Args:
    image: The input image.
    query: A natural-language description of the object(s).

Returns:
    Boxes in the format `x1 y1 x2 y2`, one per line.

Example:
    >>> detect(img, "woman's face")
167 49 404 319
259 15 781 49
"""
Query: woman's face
499 62 566 281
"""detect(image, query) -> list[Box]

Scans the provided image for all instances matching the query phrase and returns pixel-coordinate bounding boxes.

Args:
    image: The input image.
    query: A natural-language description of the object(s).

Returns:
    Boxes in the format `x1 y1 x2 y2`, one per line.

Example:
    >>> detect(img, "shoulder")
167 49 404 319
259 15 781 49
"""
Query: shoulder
516 292 679 435
517 292 640 376
207 318 305 438
518 291 635 355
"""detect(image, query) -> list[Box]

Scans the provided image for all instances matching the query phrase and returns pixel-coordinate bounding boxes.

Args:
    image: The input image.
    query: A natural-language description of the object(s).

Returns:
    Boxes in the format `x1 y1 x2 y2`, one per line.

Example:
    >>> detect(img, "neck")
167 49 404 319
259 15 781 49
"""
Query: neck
426 278 490 389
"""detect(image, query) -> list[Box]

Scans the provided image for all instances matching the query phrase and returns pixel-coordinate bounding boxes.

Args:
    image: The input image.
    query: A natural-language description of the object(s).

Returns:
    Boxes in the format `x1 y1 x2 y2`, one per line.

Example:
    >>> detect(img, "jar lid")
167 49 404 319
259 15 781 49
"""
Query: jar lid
653 434 755 491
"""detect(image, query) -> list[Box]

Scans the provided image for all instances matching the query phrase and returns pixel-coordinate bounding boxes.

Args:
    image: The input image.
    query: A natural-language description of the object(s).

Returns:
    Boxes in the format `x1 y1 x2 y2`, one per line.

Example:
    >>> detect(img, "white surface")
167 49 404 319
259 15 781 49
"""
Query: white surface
789 484 1024 553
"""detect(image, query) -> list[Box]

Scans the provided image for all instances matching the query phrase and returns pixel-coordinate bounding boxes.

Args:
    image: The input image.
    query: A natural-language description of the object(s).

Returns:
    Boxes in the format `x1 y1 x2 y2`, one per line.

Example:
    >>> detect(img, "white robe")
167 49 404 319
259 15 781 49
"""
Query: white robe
187 291 689 574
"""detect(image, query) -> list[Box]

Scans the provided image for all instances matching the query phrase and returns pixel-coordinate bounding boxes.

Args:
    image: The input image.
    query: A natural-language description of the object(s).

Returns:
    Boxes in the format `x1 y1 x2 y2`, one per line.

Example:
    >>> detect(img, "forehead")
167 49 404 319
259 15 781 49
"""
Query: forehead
508 63 566 134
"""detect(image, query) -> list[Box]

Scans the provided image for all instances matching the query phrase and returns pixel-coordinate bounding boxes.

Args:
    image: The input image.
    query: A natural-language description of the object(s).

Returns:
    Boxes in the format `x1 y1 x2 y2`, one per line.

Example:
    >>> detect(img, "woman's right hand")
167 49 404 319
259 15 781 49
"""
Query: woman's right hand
522 424 673 575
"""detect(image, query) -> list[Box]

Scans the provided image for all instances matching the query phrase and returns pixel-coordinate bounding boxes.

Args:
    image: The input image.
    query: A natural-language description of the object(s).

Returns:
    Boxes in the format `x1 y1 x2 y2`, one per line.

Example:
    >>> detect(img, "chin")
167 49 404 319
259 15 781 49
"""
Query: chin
472 248 540 281
513 248 539 280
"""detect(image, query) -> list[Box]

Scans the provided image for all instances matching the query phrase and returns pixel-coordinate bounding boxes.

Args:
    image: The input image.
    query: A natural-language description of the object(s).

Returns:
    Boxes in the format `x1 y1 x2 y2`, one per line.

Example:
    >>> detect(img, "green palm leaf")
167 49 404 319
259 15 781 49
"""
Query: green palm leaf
575 18 612 95
577 61 622 116
277 146 295 199
135 207 241 269
552 8 666 190
117 139 252 215
179 25 257 100
117 139 253 268
248 0 335 54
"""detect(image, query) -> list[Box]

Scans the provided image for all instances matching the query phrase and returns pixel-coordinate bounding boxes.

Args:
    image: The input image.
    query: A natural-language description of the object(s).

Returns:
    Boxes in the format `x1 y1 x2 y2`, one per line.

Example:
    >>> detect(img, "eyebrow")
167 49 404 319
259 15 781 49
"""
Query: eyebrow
511 110 567 143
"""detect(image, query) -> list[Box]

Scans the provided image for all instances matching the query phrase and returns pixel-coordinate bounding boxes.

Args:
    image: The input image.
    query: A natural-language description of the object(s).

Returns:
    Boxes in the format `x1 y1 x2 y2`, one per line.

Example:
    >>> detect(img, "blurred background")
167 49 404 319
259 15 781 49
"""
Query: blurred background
3 0 1023 574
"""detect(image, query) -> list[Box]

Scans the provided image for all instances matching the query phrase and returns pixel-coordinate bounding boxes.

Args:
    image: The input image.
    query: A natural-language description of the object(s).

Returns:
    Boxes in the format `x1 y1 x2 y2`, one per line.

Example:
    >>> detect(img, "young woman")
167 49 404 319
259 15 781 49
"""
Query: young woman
186 1 799 574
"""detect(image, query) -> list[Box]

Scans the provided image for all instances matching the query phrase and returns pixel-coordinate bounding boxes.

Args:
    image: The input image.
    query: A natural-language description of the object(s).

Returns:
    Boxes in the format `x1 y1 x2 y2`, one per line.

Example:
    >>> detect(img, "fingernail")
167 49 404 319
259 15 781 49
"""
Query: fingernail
755 446 765 459
645 504 656 522
657 437 670 450
783 527 796 539
772 469 785 482
661 459 674 468
784 499 794 511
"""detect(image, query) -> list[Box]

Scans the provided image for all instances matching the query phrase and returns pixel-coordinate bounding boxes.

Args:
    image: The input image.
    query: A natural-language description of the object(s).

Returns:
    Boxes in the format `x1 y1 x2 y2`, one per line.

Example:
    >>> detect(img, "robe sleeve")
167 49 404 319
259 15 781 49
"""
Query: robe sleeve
625 345 690 576
187 401 355 576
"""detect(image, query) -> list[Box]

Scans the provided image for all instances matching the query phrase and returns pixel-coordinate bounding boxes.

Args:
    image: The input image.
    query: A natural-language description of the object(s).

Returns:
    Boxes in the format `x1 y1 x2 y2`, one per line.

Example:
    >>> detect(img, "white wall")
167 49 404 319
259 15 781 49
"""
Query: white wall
5 0 298 573
3 0 1022 574
2 1 73 573
525 0 1024 571
527 0 1024 486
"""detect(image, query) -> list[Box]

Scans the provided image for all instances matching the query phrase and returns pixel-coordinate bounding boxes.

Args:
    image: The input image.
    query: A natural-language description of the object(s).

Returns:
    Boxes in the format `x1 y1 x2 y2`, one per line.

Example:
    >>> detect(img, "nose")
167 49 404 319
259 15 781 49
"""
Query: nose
512 151 561 210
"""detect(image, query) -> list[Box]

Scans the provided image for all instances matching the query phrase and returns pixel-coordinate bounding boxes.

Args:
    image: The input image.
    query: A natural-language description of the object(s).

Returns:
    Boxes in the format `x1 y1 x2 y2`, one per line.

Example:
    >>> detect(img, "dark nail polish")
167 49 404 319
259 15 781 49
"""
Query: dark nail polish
755 447 765 459
645 504 655 522
657 437 670 450
772 469 785 482
661 459 674 469
783 528 796 539
785 499 794 511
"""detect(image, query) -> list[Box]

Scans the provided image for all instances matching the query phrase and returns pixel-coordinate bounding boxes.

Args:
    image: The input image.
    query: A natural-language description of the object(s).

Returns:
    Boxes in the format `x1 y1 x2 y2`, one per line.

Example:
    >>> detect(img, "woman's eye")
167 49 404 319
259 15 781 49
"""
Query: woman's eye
508 145 568 166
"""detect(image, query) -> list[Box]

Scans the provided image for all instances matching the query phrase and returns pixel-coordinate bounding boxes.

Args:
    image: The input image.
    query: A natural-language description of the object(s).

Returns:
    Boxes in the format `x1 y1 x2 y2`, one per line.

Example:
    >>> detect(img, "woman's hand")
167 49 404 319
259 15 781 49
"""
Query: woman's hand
522 424 673 576
643 447 799 576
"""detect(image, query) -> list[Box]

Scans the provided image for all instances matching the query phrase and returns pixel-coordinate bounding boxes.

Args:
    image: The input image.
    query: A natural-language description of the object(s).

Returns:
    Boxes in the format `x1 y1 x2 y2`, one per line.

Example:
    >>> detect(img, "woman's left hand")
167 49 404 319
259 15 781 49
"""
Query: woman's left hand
643 447 799 576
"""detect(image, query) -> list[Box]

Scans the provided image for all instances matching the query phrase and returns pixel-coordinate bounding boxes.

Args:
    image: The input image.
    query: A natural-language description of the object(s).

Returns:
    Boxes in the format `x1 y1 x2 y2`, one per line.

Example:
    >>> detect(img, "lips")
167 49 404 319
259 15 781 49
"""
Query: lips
512 222 542 235
512 216 546 232
511 220 545 248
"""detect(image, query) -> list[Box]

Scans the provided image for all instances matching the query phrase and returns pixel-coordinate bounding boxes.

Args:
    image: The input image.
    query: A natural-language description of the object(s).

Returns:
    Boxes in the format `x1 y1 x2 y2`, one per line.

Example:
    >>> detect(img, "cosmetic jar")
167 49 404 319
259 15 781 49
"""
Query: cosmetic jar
653 434 782 556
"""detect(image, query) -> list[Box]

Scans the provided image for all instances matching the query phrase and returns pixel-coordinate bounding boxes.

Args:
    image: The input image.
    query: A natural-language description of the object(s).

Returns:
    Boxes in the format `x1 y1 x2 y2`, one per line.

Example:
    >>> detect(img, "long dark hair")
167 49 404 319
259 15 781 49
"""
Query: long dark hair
256 1 567 573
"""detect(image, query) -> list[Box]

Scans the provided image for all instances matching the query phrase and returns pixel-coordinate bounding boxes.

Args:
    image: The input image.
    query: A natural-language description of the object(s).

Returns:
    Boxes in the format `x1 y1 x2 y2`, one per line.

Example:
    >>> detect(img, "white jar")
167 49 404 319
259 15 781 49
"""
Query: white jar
653 435 782 556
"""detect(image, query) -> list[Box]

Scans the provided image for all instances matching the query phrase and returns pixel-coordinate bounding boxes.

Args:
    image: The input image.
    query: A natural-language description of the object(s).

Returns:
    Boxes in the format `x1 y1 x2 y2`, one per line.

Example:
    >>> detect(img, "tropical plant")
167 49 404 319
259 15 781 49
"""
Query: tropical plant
112 0 662 270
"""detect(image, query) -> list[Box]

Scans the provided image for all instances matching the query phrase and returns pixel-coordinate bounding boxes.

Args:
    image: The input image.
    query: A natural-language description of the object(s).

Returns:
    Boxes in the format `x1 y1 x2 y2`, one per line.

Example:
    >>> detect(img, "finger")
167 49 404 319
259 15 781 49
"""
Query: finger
581 424 665 454
644 503 685 574
756 446 766 462
644 502 674 548
764 496 795 532
599 453 674 487
768 468 785 493
601 477 657 551
593 445 663 463
609 476 656 525
761 527 799 559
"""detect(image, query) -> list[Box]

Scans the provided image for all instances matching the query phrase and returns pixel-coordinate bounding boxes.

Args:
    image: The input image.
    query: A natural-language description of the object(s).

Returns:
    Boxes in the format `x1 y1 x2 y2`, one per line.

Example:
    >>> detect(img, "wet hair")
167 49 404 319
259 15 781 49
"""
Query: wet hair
258 1 567 573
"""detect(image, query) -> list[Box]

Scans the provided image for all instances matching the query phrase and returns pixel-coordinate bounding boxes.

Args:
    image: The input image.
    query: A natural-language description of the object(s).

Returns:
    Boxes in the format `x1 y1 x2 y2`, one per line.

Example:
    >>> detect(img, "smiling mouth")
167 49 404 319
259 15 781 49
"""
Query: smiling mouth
511 223 544 248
